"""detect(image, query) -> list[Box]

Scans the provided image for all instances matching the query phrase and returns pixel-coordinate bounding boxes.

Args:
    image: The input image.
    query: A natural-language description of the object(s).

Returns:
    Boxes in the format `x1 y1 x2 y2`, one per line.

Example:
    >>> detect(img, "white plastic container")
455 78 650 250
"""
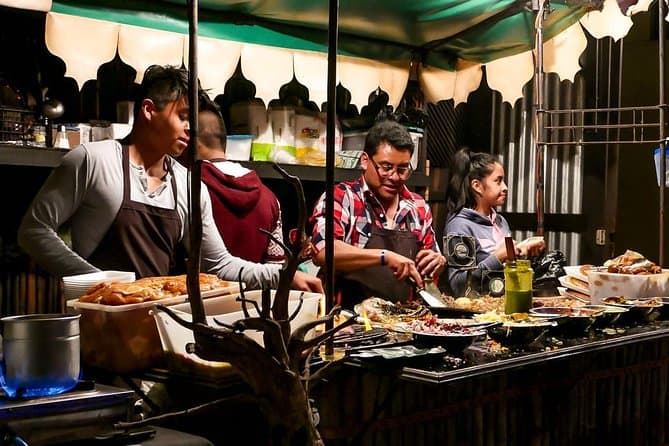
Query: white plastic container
588 269 669 304
67 284 240 373
342 131 367 151
152 290 322 373
226 135 253 161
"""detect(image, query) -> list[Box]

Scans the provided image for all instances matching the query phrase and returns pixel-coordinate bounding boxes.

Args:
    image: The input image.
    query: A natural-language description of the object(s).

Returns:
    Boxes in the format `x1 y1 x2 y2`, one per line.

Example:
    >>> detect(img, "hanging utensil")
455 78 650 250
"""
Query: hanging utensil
42 97 64 119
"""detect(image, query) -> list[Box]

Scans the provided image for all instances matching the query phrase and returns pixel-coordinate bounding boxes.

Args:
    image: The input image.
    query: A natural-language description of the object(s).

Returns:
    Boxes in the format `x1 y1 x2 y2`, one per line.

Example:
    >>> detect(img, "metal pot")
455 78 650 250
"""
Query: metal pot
1 314 81 398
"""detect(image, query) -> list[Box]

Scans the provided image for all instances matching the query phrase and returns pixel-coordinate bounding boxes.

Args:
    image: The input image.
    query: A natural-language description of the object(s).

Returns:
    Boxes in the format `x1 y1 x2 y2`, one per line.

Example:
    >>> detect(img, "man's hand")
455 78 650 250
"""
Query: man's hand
415 249 446 279
385 251 423 289
291 270 324 293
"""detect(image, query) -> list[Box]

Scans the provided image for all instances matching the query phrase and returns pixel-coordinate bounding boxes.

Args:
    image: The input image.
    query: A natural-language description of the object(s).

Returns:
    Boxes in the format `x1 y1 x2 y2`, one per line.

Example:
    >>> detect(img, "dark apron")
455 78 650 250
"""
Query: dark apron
88 146 182 278
337 221 420 310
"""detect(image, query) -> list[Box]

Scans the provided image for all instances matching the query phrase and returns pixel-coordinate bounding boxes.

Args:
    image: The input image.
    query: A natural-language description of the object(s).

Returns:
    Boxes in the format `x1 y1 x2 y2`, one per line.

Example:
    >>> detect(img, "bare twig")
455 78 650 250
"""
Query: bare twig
259 227 293 256
236 297 261 318
114 394 258 429
288 292 305 322
261 287 271 318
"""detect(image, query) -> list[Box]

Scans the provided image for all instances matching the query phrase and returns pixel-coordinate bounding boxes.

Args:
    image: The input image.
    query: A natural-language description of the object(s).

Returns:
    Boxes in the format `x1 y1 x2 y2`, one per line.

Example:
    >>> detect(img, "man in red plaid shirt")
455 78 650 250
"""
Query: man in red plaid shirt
310 120 445 308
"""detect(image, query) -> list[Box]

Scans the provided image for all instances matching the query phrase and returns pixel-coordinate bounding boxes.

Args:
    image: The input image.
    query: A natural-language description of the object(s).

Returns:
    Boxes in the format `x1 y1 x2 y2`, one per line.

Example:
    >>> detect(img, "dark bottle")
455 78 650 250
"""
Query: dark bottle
43 115 52 148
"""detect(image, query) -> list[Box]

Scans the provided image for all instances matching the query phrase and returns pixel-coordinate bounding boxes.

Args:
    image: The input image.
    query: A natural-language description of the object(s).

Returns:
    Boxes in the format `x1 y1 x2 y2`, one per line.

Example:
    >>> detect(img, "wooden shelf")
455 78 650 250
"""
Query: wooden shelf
0 144 68 168
0 145 430 188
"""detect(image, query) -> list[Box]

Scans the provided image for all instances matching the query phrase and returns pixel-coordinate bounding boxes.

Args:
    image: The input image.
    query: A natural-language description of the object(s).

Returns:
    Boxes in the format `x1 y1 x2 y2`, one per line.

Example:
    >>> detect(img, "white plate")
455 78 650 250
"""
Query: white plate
62 270 136 285
563 265 590 282
558 275 590 295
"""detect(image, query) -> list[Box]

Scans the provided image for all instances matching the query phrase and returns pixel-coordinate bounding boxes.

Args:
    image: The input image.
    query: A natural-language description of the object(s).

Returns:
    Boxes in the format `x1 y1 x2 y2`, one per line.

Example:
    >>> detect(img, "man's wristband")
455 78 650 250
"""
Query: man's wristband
380 250 386 266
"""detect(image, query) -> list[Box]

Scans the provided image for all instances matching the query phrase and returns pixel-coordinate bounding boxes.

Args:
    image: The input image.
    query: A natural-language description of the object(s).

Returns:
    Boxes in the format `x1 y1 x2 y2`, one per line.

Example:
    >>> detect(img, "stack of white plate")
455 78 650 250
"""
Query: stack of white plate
63 270 136 300
558 266 591 301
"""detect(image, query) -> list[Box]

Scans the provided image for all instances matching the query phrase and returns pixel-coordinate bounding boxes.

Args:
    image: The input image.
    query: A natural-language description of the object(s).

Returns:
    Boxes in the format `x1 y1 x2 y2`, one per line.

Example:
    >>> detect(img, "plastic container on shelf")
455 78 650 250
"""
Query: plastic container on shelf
226 135 254 161
294 113 342 166
270 106 296 162
342 131 367 151
54 125 70 149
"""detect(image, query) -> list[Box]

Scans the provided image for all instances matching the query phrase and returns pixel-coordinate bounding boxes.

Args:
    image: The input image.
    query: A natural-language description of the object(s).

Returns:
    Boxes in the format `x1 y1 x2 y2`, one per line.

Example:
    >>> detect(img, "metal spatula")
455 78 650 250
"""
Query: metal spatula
408 277 446 308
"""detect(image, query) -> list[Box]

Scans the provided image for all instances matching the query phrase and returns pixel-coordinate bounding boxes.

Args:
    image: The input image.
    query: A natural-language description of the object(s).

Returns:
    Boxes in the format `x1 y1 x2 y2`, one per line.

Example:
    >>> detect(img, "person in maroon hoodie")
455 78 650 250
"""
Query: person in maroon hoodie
180 99 285 263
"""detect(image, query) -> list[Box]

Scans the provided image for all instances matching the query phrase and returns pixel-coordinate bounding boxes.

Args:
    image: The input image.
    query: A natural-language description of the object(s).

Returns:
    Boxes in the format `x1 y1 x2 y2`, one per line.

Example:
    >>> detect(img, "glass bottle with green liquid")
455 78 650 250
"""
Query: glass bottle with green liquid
503 237 533 314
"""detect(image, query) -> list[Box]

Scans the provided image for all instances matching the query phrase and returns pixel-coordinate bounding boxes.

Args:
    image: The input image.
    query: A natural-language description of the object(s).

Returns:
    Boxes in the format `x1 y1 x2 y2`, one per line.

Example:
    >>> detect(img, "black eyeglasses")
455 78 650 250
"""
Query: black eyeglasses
368 157 413 180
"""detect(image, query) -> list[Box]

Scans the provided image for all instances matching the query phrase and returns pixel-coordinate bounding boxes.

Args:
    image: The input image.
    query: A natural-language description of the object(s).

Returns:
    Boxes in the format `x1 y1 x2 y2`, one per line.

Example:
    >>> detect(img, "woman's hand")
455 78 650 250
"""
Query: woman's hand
517 236 545 258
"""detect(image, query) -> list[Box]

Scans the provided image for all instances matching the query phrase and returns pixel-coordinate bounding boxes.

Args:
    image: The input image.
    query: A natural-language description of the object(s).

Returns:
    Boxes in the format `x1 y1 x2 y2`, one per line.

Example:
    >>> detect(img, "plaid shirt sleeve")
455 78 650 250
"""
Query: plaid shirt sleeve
310 183 350 254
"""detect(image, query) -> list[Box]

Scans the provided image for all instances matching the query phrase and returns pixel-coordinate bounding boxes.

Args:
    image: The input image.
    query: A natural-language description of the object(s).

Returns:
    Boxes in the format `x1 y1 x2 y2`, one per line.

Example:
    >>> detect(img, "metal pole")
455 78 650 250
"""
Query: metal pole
324 0 338 356
186 0 205 325
659 0 666 266
533 0 546 237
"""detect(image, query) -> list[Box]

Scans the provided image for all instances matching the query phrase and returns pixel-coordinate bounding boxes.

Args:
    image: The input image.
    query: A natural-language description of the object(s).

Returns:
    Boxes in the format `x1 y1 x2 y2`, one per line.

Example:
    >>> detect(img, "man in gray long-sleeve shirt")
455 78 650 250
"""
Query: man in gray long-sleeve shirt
18 65 322 293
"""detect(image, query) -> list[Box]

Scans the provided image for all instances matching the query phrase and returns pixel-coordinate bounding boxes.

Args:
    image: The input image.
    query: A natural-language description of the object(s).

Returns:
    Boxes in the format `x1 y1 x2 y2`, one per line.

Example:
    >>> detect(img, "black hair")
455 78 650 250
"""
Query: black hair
132 65 189 119
364 120 414 157
445 148 500 218
198 95 227 150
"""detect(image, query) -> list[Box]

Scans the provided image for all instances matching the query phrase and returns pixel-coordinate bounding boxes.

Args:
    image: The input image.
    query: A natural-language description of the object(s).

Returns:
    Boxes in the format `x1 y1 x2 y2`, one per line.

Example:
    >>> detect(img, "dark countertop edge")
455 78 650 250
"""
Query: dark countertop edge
399 326 669 385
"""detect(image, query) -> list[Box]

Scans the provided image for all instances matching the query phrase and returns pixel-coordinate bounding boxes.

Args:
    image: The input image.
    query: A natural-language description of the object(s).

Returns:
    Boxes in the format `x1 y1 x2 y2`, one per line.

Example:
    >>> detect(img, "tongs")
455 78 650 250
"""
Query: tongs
407 276 446 308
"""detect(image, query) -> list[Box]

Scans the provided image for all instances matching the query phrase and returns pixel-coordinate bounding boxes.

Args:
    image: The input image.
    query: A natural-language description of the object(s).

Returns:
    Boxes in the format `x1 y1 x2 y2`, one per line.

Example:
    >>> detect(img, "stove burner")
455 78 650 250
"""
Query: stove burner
0 380 95 400
333 326 388 346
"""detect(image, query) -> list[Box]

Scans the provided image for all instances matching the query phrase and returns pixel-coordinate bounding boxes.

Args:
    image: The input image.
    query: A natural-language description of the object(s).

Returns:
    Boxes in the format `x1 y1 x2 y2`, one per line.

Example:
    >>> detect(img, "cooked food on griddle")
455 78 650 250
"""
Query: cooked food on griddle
440 295 505 313
357 297 431 324
404 316 479 335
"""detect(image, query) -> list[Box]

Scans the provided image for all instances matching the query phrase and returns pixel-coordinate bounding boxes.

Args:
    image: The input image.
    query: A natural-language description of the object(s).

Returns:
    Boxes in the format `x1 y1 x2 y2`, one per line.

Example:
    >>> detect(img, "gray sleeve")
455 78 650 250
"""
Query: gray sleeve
445 217 503 296
18 147 100 277
195 184 281 289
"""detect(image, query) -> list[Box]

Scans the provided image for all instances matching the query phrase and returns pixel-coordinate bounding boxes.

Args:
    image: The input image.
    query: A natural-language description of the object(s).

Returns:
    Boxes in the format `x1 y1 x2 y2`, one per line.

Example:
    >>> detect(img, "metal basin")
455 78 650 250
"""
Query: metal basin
1 314 81 398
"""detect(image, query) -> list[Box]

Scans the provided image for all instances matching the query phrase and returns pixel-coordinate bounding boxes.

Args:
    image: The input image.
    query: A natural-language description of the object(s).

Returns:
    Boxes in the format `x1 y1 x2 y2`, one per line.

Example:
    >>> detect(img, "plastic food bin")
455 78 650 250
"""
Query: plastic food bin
67 284 240 373
152 290 322 376
588 269 669 304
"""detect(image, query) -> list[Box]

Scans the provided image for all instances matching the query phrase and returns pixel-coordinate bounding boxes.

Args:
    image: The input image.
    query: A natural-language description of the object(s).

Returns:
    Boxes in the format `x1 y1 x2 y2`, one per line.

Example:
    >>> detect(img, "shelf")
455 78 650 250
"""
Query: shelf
0 144 68 168
238 160 431 188
0 145 430 188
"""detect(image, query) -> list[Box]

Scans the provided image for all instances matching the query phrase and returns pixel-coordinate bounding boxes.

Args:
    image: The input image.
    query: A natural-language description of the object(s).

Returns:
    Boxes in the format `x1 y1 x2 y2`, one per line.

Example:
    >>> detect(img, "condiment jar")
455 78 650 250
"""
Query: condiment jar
504 259 533 314
54 125 70 149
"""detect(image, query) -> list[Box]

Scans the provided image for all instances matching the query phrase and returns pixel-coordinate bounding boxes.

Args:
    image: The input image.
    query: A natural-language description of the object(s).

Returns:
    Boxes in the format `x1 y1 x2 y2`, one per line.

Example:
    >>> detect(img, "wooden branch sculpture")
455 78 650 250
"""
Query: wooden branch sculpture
157 163 354 446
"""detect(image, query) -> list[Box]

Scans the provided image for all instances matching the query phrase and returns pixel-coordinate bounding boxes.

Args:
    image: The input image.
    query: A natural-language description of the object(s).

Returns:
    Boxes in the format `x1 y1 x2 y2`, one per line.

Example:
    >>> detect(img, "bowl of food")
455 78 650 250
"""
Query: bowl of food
486 314 558 346
602 296 663 323
402 317 487 353
642 297 669 320
584 304 628 327
529 306 603 337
